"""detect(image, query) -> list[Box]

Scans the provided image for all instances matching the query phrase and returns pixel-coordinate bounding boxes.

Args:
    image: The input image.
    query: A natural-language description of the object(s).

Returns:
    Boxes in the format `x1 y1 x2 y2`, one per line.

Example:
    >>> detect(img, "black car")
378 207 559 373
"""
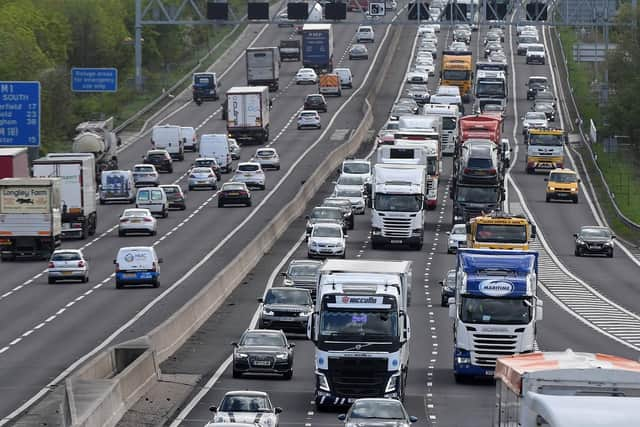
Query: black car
143 149 173 173
440 269 457 307
574 226 616 257
258 287 313 334
159 184 186 210
280 259 322 299
303 94 328 112
322 197 355 229
232 329 295 379
526 76 548 100
349 44 369 60
218 182 251 207
193 157 221 180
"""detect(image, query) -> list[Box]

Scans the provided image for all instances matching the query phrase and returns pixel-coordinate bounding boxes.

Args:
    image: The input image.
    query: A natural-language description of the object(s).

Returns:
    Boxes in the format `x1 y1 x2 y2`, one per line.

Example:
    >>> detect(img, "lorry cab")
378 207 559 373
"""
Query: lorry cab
192 72 219 102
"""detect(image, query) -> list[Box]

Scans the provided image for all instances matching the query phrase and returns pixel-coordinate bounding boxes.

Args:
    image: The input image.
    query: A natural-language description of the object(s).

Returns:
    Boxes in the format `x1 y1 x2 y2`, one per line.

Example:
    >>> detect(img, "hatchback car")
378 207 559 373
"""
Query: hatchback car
232 329 295 378
303 94 328 113
207 391 282 427
521 111 549 135
255 148 280 170
338 398 417 425
306 206 347 235
233 162 266 190
297 110 321 129
406 85 430 105
218 182 251 207
258 287 313 333
545 168 580 203
295 68 318 84
159 184 186 210
192 157 221 180
349 44 369 60
532 101 555 121
355 25 375 42
447 223 467 253
440 268 457 306
307 223 346 259
280 259 322 297
118 208 157 236
228 138 241 160
142 149 173 173
332 187 366 215
322 197 355 229
47 249 89 284
574 226 615 257
526 76 549 100
132 164 159 187
188 167 218 190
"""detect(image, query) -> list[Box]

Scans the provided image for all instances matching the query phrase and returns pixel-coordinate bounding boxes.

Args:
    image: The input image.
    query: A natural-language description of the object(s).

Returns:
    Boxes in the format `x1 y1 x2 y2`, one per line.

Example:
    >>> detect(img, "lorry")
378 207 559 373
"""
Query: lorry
525 128 566 174
72 117 120 181
493 350 640 427
279 39 301 61
371 163 425 250
309 261 411 409
246 47 280 92
0 177 62 260
0 147 29 179
474 69 507 110
440 50 473 102
225 86 271 144
449 249 543 381
32 154 97 239
467 211 536 250
421 103 460 156
302 23 334 73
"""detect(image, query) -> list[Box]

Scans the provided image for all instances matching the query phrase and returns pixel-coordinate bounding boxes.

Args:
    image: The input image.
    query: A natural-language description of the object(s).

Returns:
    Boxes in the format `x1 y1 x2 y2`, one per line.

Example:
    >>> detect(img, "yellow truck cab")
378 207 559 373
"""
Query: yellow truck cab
466 210 536 250
441 50 473 102
545 168 580 203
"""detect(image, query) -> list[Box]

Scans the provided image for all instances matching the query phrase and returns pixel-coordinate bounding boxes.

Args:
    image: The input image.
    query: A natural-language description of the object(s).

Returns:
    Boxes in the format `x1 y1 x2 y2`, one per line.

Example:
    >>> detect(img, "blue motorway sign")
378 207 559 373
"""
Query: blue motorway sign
0 81 40 147
71 68 118 92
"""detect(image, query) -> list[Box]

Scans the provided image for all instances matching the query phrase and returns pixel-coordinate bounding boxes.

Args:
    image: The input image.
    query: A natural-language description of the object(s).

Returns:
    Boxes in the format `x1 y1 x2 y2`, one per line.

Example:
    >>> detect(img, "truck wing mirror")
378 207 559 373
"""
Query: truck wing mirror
448 299 456 318
257 297 264 303
531 225 537 239
117 137 122 147
280 272 287 277
465 223 471 234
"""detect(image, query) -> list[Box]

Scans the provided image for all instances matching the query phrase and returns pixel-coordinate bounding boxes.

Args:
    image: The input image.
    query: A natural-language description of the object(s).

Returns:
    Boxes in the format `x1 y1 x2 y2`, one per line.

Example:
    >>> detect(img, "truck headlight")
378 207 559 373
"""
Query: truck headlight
299 311 310 317
412 228 422 236
385 372 401 393
454 215 463 222
571 187 577 192
316 372 330 391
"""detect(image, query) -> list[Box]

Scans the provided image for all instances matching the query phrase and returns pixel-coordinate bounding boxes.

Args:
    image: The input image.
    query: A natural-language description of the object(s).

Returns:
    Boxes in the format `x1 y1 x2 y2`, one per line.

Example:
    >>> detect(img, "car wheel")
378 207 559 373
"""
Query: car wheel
153 279 160 288
151 229 157 236
441 295 448 307
574 247 580 256
48 277 55 284
162 208 168 218
118 230 125 237
283 369 293 380
577 247 583 257
341 251 346 259
116 281 123 289
99 199 105 205
168 168 173 173
84 275 89 283
218 201 224 208
607 249 614 258
297 126 301 130
232 368 242 379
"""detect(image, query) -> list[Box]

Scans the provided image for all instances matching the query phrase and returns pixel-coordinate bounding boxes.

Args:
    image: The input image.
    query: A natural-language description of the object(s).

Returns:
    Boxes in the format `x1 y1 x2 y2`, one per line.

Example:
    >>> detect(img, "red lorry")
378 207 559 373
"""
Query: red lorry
0 147 29 179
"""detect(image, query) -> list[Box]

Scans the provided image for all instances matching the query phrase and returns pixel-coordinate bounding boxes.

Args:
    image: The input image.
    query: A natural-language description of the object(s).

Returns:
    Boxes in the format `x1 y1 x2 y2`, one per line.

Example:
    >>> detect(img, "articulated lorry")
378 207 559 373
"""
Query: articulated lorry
72 117 120 180
302 23 334 73
0 178 62 260
310 260 411 409
225 86 271 144
493 350 640 426
422 103 460 156
449 249 543 381
525 128 566 173
246 47 280 92
467 211 536 250
32 154 97 239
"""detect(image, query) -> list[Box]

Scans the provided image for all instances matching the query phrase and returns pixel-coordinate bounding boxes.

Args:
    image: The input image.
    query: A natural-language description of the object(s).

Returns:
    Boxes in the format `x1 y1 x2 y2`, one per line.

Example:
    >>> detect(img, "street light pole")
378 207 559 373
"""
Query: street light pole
135 0 143 92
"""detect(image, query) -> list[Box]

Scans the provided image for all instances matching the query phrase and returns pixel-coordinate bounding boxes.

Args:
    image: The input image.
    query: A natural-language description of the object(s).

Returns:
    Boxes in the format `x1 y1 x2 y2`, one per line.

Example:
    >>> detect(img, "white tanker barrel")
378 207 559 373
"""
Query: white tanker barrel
72 132 109 162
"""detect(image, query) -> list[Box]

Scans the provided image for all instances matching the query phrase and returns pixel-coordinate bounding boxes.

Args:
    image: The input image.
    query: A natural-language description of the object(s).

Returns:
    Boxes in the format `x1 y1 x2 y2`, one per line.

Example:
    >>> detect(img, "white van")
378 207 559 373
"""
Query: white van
199 133 233 173
151 124 185 160
180 126 198 152
136 187 168 218
333 68 353 89
114 246 162 288
429 94 465 114
99 170 135 204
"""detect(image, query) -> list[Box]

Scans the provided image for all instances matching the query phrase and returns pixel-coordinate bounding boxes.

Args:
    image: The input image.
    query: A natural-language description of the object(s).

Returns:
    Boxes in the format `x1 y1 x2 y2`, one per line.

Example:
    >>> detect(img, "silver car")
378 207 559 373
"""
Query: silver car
118 208 158 236
333 186 366 214
132 164 159 187
47 249 89 284
229 138 241 160
255 148 280 170
188 167 218 190
447 223 467 253
297 110 321 129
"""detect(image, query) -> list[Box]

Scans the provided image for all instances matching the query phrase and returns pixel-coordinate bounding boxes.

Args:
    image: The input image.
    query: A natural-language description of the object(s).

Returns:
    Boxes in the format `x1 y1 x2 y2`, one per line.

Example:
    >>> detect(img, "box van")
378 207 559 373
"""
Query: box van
333 68 353 88
114 246 162 288
99 170 135 204
151 125 185 160
200 134 233 173
180 126 198 152
136 187 168 218
318 73 342 96
429 94 465 114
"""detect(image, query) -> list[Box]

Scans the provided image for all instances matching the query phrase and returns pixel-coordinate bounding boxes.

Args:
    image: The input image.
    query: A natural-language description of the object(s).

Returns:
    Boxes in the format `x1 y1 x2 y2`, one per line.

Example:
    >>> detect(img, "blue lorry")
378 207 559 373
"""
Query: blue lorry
302 23 334 73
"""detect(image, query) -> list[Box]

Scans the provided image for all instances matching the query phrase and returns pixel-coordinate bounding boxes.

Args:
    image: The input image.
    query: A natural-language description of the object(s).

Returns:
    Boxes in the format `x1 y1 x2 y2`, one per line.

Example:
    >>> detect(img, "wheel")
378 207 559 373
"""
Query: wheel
283 369 293 380
83 275 89 283
341 252 346 259
454 374 464 384
168 167 173 173
162 208 168 218
371 240 380 249
48 277 55 284
607 249 614 258
218 201 224 208
246 200 252 207
118 230 125 237
297 126 301 130
576 247 582 257
152 279 160 288
573 196 579 204
545 195 551 202
116 281 123 289
526 167 533 174
99 199 105 205
151 229 157 236
441 296 448 307
180 205 186 211
276 166 280 170
232 369 242 379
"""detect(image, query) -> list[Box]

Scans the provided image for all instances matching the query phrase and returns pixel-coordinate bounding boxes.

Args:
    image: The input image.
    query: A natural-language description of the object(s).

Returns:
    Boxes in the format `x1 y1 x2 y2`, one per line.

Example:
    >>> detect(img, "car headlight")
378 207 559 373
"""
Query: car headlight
316 372 330 391
275 353 288 360
576 238 584 245
214 415 227 423
385 372 401 393
604 241 613 246
263 309 274 316
235 352 248 359
571 187 577 192
299 311 311 317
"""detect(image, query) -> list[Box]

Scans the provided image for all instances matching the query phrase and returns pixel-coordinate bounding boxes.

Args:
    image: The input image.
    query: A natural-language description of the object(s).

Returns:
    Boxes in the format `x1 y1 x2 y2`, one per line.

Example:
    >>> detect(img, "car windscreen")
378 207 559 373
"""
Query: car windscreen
580 228 611 239
289 265 319 277
191 168 211 174
219 396 270 412
265 289 310 305
443 70 471 80
442 117 456 130
241 333 285 347
312 208 342 219
52 252 81 261
313 227 342 238
350 401 406 420
343 163 370 174
456 186 499 203
336 189 361 198
549 173 577 183
135 166 154 172
338 175 364 185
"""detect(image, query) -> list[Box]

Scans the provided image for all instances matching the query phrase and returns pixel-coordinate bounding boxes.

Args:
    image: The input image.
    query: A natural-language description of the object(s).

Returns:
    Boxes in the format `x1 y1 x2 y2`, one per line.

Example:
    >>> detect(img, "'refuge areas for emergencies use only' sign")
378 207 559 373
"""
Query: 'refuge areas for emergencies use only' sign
71 68 118 92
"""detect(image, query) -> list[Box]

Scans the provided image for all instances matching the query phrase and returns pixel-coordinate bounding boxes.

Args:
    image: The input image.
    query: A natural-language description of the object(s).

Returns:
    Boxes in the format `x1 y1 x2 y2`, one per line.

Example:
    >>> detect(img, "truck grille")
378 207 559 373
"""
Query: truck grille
462 206 484 221
382 217 412 238
328 357 388 398
471 333 518 367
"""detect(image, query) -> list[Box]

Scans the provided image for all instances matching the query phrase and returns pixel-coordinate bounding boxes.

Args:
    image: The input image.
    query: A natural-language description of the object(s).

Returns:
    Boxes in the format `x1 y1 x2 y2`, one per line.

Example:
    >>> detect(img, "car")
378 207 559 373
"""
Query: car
207 391 282 427
486 28 504 42
303 94 328 112
532 101 556 121
535 90 557 109
484 41 503 58
334 67 354 88
526 76 549 100
338 398 417 425
295 68 318 84
526 43 546 64
413 62 435 77
449 41 468 51
132 164 159 187
118 208 158 236
276 9 293 27
521 111 549 135
453 29 471 44
188 167 218 190
332 186 366 215
436 85 461 97
335 173 368 192
545 168 580 203
280 259 322 297
481 102 506 118
488 51 508 63
417 24 435 36
458 140 501 184
218 182 251 207
341 159 372 191
421 32 438 45
142 149 173 173
47 249 89 284
355 25 375 42
159 184 186 210
447 223 467 253
255 148 280 170
232 329 295 378
306 206 347 235
180 126 198 152
483 32 502 45
228 138 241 160
258 287 313 333
517 35 539 55
440 269 457 306
574 226 615 257
307 223 347 259
322 197 355 229
114 246 162 289
349 44 369 60
233 162 266 189
297 110 322 129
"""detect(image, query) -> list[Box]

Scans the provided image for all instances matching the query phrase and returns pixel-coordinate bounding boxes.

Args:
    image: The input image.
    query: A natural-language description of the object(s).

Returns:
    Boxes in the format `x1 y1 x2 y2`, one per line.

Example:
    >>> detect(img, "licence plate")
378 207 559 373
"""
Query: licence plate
131 219 141 223
123 273 137 278
390 239 402 244
278 317 297 321
253 361 270 366
227 192 239 196
485 370 494 375
557 193 568 197
62 271 73 275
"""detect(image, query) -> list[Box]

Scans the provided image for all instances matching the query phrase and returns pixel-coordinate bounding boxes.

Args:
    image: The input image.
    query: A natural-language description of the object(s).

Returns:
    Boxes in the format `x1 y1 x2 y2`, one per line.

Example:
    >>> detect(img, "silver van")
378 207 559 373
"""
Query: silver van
333 68 353 89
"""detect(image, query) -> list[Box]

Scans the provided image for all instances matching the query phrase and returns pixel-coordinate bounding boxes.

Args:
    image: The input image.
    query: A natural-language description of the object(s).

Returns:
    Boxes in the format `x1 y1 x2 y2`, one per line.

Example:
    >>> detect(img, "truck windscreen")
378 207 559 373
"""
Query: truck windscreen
475 224 528 243
375 194 422 212
456 186 499 203
442 117 456 130
319 309 398 339
476 82 505 97
529 134 564 146
443 70 471 80
460 296 532 324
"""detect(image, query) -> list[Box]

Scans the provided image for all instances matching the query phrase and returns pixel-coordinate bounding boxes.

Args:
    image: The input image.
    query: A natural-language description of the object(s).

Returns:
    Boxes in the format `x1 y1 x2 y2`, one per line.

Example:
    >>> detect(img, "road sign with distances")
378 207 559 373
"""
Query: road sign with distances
369 2 385 16
0 81 40 147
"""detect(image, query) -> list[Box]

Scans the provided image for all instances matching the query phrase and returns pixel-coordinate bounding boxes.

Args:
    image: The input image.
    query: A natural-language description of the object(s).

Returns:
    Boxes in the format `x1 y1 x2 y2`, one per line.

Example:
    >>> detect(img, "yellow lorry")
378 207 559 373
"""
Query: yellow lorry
441 50 473 102
466 211 536 250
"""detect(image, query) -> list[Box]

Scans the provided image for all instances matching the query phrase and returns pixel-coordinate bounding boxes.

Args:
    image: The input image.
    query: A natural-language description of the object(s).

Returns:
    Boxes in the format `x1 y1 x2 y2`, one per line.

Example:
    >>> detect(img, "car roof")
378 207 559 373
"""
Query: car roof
550 168 576 174
244 328 284 336
223 390 270 397
53 249 83 254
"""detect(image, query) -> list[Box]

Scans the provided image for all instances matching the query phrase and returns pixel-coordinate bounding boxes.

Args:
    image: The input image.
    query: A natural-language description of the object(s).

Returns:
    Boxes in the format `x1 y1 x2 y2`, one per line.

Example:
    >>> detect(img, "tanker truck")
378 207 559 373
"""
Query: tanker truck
72 117 121 180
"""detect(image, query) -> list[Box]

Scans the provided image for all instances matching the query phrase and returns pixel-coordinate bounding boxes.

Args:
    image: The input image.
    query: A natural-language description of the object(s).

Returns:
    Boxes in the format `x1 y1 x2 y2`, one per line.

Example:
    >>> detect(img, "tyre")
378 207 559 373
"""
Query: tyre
232 368 242 379
151 229 157 236
118 230 125 237
162 208 168 218
153 279 160 288
246 200 252 207
84 275 89 283
48 277 55 284
168 167 174 173
573 196 579 204
371 240 380 250
607 249 614 258
276 166 280 170
218 201 224 208
545 195 551 202
99 199 105 205
576 247 583 257
454 373 464 384
283 369 293 380
341 252 346 259
116 281 123 289
441 295 448 307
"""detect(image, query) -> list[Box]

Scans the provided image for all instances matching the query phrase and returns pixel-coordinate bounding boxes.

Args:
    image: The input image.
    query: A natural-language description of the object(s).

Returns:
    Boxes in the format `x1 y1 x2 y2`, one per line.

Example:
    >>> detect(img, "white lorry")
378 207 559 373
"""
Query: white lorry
224 86 271 144
246 47 280 92
0 178 62 260
493 350 640 427
421 103 460 156
32 154 97 239
370 164 425 250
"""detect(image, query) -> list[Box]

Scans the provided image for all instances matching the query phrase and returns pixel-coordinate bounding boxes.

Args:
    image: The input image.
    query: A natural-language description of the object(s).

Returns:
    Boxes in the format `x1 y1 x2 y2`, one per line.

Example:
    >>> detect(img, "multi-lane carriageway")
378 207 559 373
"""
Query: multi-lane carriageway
3 7 640 427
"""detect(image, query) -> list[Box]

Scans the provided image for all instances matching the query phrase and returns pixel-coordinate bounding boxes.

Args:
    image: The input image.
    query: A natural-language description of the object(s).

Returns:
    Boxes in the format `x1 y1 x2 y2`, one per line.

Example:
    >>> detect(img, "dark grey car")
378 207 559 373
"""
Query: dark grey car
232 329 295 379
574 226 615 257
440 269 457 307
322 197 355 229
258 287 313 334
305 206 347 236
281 259 322 298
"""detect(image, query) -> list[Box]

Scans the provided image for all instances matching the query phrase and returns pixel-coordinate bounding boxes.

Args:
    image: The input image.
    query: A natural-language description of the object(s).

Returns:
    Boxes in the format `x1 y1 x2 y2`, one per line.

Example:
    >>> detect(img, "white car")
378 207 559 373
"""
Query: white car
526 44 546 64
333 186 366 214
421 33 438 45
232 162 266 190
47 249 89 284
521 111 549 134
406 71 428 84
355 25 375 42
207 391 282 427
132 164 159 187
188 167 218 190
449 41 468 51
297 110 321 129
255 148 280 170
307 223 346 259
447 223 467 253
295 68 318 84
118 208 158 237
414 61 435 76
